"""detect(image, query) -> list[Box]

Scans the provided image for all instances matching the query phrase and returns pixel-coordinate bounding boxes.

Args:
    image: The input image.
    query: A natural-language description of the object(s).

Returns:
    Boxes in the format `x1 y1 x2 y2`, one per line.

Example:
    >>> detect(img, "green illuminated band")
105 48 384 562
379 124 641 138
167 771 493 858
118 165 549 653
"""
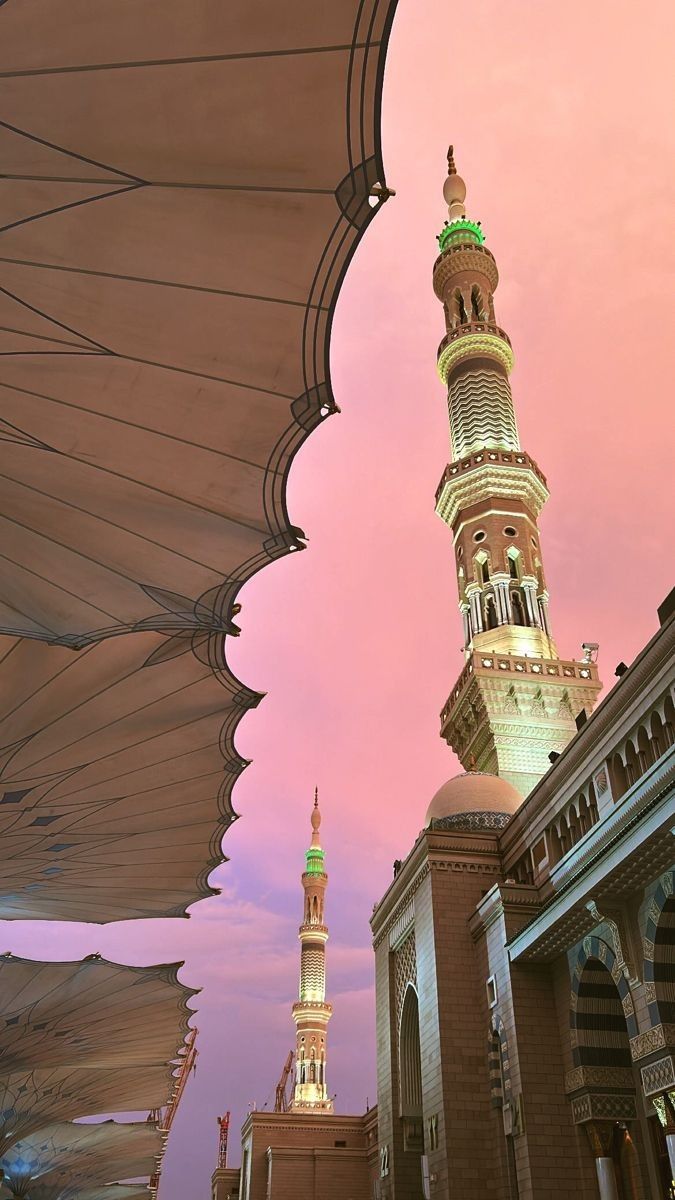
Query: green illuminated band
438 218 485 251
437 332 514 385
305 847 325 874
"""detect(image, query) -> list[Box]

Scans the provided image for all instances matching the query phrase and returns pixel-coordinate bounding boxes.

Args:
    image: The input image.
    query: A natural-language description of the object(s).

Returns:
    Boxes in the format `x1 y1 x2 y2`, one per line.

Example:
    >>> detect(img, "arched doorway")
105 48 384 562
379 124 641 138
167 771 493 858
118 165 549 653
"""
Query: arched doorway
573 950 640 1200
399 984 424 1164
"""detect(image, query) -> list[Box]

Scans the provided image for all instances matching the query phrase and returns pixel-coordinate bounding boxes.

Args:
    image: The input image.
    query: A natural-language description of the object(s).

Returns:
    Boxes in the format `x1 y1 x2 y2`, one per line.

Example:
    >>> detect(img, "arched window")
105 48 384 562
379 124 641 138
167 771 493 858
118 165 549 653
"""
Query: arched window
559 815 570 856
485 594 498 630
511 592 527 626
609 753 628 800
578 795 589 835
471 284 483 321
476 554 490 585
587 780 599 825
624 739 638 787
548 824 562 866
508 554 519 580
664 695 675 746
637 726 650 774
650 711 665 761
455 289 468 325
567 806 580 847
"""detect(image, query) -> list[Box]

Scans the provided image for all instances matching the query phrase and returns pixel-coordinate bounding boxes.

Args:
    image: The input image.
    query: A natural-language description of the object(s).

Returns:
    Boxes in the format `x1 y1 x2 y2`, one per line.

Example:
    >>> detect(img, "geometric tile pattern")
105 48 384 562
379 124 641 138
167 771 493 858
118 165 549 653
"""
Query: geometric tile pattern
394 931 417 1040
641 1054 675 1098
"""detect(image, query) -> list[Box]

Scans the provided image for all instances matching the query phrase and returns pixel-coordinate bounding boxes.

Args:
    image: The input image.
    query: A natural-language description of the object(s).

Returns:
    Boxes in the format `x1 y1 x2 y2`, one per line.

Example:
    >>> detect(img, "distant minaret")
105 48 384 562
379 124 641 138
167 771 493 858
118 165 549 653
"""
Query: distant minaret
433 147 602 795
290 790 333 1111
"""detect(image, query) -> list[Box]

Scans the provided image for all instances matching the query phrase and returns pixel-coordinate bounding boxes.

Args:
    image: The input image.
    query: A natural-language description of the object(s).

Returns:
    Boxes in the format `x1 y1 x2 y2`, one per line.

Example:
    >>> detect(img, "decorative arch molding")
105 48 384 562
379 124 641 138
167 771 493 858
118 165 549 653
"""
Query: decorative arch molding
570 936 638 1070
399 983 423 1121
566 939 638 1126
644 868 675 1030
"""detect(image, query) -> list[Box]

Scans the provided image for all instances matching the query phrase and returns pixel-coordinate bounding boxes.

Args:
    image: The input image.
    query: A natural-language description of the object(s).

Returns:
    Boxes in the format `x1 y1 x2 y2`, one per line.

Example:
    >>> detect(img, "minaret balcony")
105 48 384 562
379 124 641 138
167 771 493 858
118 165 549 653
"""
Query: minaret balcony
292 999 333 1021
299 923 329 943
437 322 513 384
441 651 600 727
435 448 549 529
432 241 499 297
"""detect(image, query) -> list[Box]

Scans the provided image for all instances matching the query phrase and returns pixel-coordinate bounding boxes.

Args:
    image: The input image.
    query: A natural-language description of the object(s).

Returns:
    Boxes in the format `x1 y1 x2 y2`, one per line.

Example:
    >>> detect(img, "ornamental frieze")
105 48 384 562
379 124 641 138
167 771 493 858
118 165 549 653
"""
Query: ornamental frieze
641 1055 675 1097
570 1092 637 1125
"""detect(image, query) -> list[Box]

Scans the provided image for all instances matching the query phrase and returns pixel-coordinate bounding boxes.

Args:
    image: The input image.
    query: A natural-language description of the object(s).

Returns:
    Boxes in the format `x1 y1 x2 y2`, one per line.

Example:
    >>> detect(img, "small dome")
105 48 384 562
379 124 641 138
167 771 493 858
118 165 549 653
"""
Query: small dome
425 772 521 829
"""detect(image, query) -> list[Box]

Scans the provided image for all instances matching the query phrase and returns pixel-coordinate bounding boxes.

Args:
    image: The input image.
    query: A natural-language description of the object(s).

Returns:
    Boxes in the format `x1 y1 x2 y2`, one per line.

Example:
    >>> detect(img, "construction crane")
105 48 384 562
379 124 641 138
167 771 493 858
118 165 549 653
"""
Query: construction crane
148 1026 199 1197
217 1111 231 1168
274 1050 294 1113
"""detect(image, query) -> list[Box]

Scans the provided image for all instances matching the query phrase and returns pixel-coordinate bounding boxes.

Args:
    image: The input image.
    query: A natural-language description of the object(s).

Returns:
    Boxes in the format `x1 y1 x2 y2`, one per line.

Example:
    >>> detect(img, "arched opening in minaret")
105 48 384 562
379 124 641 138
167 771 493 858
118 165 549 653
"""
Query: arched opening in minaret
485 594 498 630
399 984 424 1155
454 288 469 326
471 284 483 321
475 551 490 585
511 592 527 626
507 547 520 580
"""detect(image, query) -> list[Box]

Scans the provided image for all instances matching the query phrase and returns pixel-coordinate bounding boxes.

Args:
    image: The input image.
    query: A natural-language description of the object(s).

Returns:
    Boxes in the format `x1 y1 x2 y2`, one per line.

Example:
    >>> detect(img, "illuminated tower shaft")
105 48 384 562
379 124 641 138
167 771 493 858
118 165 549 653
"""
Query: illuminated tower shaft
434 148 601 795
291 791 333 1111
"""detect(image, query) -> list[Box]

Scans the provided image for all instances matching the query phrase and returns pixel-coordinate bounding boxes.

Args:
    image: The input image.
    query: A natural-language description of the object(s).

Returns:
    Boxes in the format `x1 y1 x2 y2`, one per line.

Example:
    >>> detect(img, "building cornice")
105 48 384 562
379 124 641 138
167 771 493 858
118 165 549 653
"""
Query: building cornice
507 773 674 962
499 612 675 864
469 881 542 943
435 461 549 529
371 828 502 947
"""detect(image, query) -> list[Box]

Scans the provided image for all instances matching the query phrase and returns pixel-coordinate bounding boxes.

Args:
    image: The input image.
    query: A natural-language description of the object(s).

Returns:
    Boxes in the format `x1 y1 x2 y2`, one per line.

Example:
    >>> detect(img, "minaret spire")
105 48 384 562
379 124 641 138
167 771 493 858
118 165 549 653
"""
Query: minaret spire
433 146 601 796
290 792 333 1111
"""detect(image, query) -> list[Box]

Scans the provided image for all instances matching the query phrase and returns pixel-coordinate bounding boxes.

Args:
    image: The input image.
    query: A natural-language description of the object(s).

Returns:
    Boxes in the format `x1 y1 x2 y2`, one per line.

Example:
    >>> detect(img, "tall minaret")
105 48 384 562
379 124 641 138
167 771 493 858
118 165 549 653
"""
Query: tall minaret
434 148 602 796
290 790 333 1112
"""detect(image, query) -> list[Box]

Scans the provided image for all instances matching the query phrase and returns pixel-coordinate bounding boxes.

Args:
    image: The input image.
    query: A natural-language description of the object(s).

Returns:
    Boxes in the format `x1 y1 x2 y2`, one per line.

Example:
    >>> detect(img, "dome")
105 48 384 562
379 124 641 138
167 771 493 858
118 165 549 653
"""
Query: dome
425 772 522 831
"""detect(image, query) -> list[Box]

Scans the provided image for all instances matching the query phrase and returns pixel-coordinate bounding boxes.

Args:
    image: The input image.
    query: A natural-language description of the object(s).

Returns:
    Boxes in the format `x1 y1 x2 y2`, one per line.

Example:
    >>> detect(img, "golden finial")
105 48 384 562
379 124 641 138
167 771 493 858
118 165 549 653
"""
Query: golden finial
311 788 322 841
447 145 457 175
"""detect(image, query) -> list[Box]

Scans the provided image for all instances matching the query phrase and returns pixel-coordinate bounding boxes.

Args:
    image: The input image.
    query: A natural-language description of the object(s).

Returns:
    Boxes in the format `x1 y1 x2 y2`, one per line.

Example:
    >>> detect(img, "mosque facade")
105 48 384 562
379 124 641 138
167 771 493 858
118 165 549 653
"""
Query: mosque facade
369 154 675 1200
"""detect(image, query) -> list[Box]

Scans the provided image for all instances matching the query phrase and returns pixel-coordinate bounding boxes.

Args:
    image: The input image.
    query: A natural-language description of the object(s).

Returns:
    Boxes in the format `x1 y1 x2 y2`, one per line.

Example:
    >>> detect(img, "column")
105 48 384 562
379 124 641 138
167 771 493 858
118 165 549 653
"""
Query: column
660 1092 675 1182
538 592 551 636
585 1122 619 1200
460 603 471 648
466 584 483 635
667 1131 675 1181
491 575 511 625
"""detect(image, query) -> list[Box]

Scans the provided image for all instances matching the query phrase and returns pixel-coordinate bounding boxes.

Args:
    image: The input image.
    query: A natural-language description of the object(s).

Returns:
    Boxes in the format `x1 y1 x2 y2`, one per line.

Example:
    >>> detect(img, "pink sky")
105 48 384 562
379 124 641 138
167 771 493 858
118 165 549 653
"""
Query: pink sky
2 2 674 1195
